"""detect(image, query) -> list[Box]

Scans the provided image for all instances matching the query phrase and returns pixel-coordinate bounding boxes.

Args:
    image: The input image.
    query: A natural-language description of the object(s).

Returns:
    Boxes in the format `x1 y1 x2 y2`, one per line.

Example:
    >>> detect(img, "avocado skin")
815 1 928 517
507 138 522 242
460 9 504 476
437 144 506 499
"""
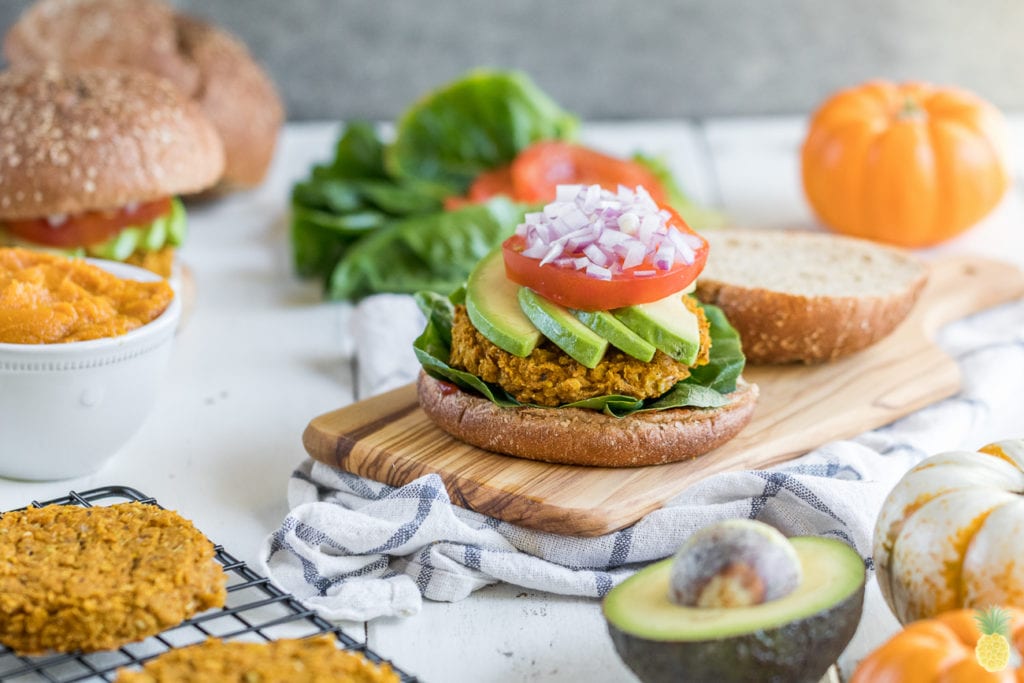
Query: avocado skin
607 580 864 683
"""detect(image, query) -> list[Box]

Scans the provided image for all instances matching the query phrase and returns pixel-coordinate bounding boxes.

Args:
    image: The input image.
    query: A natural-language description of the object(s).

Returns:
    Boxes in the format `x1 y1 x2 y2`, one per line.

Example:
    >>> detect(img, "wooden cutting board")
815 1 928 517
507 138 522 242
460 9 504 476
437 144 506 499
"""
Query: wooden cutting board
303 255 1024 536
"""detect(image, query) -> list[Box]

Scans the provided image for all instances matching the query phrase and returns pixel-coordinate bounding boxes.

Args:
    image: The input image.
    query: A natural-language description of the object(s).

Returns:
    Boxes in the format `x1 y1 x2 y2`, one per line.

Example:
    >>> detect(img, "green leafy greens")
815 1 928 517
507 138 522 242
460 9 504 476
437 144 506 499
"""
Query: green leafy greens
412 290 746 417
328 198 526 301
387 69 579 194
290 71 577 299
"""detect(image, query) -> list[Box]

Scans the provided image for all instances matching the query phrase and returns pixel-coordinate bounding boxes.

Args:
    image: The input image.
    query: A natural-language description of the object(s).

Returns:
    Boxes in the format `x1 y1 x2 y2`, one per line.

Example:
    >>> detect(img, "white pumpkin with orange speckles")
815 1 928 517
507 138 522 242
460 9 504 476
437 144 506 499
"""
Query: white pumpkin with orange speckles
874 439 1024 624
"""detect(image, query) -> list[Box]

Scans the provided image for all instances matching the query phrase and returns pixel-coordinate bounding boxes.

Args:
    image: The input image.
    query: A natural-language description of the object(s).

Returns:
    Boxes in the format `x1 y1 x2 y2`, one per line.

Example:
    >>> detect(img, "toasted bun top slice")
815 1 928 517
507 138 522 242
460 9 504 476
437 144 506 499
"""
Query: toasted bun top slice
0 66 225 219
417 371 759 467
696 228 928 364
3 0 284 190
3 0 200 96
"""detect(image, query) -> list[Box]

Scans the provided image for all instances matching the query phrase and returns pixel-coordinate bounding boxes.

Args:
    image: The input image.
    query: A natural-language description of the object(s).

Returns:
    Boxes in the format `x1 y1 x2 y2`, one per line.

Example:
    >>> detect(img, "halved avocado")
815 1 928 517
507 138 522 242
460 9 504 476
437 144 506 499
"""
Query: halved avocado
603 536 865 683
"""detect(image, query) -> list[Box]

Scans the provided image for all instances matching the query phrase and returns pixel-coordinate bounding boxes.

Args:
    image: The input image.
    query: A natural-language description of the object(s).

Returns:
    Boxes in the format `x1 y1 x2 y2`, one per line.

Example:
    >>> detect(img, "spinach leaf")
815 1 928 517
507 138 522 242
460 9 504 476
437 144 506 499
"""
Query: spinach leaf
328 198 526 301
290 209 358 279
356 180 445 215
386 69 578 194
330 121 389 179
683 303 744 394
411 291 747 417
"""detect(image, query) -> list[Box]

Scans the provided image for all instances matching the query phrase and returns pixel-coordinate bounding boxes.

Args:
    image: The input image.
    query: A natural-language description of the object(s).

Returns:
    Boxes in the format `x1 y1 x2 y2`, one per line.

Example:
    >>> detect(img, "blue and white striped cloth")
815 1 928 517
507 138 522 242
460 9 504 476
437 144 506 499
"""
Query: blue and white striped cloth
260 294 1024 622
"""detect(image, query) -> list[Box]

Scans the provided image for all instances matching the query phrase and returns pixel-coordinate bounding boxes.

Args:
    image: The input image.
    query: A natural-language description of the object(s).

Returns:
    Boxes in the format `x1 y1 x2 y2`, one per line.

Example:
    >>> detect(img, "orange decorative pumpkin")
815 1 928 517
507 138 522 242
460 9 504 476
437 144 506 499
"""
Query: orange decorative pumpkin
850 608 1024 682
802 80 1010 247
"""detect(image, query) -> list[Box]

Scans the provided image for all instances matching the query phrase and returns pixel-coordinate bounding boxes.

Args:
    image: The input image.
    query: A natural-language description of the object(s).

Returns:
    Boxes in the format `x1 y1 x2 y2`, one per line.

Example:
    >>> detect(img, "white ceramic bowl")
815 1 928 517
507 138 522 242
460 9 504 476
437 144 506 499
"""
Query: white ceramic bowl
0 259 181 480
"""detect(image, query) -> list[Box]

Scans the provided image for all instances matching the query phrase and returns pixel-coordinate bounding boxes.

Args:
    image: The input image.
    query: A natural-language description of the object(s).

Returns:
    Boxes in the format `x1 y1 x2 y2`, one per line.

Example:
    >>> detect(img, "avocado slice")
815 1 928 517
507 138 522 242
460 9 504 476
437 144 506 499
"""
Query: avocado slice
166 197 188 246
89 227 142 261
465 248 541 357
572 309 656 362
84 199 186 261
603 536 865 683
613 293 701 365
141 214 169 252
518 287 608 369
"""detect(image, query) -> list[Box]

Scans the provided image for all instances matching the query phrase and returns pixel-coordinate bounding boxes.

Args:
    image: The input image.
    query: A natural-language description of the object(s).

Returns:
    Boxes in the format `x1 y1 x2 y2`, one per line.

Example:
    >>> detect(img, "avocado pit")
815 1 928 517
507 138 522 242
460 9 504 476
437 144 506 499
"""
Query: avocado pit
669 518 802 608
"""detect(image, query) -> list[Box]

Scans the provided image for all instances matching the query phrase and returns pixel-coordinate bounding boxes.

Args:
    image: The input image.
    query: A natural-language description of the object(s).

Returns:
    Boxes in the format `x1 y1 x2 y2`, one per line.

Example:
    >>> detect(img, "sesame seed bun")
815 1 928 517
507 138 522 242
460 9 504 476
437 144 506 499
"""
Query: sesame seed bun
0 66 225 219
3 0 284 190
417 371 759 467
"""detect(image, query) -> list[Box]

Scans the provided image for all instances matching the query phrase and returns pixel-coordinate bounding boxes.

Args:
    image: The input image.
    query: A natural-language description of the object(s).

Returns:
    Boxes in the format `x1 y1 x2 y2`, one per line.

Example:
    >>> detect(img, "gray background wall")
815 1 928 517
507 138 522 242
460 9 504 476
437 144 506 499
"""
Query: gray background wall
1 0 1021 121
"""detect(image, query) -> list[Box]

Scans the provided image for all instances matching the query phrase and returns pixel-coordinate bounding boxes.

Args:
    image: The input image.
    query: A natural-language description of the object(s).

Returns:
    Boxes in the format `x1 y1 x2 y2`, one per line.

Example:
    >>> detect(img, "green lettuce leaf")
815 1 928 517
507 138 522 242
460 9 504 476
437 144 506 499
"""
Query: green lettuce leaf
329 197 526 301
329 121 389 179
412 289 746 417
386 69 579 194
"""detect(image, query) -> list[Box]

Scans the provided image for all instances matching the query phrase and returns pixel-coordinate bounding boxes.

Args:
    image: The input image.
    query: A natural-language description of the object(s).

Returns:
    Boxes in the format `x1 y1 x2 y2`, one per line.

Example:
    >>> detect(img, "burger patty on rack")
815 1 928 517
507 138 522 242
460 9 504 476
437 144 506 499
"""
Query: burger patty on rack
0 502 227 654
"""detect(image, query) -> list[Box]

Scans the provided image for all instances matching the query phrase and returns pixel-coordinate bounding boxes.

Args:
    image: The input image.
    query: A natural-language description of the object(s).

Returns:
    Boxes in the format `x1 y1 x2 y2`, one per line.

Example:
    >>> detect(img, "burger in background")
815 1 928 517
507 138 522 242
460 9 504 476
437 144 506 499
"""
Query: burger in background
3 0 283 192
0 67 224 277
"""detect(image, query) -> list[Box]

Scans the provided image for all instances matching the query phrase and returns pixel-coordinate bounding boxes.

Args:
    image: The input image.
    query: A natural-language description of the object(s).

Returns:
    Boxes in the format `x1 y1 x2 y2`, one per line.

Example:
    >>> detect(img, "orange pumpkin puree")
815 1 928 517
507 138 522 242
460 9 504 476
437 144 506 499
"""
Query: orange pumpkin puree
0 248 173 344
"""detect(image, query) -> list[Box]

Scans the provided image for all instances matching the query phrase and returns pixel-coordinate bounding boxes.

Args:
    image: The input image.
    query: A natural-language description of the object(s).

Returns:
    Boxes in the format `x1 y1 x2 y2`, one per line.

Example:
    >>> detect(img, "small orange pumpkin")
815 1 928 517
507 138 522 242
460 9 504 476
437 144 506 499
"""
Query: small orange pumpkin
850 608 1024 682
802 80 1010 247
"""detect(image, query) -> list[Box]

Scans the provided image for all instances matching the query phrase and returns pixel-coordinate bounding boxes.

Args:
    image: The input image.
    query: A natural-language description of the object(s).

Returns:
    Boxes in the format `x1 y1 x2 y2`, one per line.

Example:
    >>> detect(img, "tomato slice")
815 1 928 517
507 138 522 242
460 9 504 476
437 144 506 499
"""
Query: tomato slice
510 141 668 204
502 206 708 311
2 198 173 248
443 164 516 210
468 164 516 202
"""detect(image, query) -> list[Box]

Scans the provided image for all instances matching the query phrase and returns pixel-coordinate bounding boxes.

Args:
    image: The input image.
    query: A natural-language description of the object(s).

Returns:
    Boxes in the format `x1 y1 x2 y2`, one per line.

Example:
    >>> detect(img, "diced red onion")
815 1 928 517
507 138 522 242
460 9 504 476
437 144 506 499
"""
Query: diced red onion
521 242 549 259
46 214 67 228
653 243 675 270
583 243 610 267
617 213 640 235
622 241 646 269
513 183 698 280
539 243 563 267
667 228 697 265
556 185 583 202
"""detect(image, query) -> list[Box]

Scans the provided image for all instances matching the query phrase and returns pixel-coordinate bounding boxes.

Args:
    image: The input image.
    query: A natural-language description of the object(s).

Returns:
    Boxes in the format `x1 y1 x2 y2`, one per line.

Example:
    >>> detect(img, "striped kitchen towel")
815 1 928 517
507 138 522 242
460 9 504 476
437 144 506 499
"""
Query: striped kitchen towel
260 294 1024 622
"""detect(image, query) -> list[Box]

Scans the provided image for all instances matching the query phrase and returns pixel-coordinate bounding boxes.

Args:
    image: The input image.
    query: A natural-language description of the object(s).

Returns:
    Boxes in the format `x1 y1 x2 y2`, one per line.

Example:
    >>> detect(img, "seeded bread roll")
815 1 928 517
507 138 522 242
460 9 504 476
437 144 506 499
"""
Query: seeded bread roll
3 0 199 95
0 66 224 219
417 371 759 467
3 0 283 190
695 229 928 364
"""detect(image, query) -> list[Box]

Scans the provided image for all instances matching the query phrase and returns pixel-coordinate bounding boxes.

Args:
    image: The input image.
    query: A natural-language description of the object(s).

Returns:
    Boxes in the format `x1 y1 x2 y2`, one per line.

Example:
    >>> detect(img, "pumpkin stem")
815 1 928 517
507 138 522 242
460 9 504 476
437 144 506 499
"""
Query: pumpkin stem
897 97 924 121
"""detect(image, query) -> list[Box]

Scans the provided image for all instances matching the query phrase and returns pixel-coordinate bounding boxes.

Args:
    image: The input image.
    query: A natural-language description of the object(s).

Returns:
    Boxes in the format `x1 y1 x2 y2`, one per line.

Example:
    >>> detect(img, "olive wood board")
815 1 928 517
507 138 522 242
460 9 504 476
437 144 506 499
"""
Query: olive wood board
304 254 1024 537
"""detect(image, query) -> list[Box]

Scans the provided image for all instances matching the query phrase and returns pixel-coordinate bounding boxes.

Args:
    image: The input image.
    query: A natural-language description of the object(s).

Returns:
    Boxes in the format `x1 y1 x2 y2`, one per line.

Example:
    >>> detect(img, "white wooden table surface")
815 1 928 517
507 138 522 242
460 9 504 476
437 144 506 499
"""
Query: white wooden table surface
2 117 1024 682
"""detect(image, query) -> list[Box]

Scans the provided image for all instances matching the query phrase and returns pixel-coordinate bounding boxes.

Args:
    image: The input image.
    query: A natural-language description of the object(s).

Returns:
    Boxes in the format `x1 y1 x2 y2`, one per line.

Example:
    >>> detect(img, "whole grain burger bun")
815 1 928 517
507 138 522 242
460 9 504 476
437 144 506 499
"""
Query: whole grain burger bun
417 371 759 467
3 0 283 190
696 229 928 364
174 14 283 190
0 66 224 219
3 0 199 95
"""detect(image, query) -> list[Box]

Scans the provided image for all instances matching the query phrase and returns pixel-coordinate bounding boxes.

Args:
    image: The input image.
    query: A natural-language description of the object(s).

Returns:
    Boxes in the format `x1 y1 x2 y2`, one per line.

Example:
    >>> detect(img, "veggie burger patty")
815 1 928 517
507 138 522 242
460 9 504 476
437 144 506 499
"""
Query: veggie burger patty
449 297 711 406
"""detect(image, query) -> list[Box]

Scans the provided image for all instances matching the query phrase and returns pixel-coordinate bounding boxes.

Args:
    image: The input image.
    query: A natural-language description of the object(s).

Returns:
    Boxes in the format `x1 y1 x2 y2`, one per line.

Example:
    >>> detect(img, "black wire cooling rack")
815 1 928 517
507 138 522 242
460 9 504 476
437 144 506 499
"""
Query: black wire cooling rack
0 485 418 683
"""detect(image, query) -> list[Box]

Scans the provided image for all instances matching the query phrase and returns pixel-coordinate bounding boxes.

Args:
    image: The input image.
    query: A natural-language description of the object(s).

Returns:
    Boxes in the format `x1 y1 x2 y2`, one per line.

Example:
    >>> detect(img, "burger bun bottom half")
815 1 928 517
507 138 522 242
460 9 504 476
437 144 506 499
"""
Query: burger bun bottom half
417 371 759 467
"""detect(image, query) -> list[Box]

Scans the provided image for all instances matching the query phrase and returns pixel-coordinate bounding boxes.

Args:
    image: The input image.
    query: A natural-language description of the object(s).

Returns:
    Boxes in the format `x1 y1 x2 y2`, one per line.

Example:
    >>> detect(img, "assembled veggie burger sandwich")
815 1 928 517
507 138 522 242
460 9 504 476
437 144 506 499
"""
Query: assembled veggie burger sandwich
0 66 224 277
414 184 758 467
